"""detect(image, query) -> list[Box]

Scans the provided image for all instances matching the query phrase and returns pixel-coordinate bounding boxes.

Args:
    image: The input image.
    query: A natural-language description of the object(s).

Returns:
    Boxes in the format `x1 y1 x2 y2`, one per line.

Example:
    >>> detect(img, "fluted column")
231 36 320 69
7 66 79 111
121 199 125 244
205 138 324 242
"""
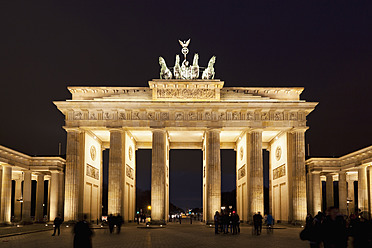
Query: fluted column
108 129 124 215
288 129 307 222
312 172 322 215
64 129 84 221
0 165 12 224
307 172 313 216
58 172 64 217
338 172 347 215
358 165 368 216
347 179 355 214
49 171 59 220
14 179 22 221
151 129 167 223
326 174 334 209
247 130 263 219
35 174 44 222
22 171 32 222
205 129 221 224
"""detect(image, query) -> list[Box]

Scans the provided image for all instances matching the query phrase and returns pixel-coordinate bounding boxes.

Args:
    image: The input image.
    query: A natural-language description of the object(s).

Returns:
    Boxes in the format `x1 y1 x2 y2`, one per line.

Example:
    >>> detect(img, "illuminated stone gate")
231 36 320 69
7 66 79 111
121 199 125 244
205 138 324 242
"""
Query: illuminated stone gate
54 79 317 224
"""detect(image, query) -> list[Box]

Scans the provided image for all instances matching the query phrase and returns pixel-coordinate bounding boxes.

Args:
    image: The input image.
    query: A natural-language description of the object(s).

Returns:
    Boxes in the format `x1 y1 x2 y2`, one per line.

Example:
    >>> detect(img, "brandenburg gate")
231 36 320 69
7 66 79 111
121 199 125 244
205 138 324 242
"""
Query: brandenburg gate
53 41 317 224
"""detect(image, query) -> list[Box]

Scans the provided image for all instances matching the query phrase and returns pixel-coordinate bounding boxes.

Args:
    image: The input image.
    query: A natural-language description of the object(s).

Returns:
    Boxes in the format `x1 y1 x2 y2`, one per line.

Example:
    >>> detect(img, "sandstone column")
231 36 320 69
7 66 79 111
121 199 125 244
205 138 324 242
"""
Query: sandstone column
307 172 313 216
14 179 22 221
0 165 12 224
247 130 263 219
312 172 322 215
326 174 334 209
338 171 347 215
358 165 368 216
58 172 65 217
151 129 167 223
204 129 221 224
35 174 45 222
64 128 85 221
108 129 124 215
287 129 307 222
49 171 59 221
347 179 355 214
22 170 32 222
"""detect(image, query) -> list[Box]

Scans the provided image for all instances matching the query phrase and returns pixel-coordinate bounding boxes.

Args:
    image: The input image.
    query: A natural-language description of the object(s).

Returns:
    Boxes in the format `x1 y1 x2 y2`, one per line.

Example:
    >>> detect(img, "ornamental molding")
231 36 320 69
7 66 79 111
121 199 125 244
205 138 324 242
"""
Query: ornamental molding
70 109 306 122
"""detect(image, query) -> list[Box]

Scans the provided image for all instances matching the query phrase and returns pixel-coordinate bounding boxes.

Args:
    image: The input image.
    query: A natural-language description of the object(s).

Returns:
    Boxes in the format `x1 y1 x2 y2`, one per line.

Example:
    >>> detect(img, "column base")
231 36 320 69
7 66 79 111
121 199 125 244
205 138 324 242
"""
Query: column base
149 220 166 225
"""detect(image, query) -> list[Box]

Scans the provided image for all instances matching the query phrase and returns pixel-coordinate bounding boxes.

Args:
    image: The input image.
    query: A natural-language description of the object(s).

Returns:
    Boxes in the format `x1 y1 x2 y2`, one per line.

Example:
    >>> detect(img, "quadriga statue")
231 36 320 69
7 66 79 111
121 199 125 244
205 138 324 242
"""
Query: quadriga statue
191 53 199 79
202 56 216 80
173 55 181 79
159 57 172 79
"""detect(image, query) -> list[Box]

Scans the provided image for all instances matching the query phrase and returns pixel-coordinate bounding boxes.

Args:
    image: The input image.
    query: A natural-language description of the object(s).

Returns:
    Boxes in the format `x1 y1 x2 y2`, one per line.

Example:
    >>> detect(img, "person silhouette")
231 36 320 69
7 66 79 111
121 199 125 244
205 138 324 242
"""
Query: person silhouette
73 215 93 248
52 214 63 236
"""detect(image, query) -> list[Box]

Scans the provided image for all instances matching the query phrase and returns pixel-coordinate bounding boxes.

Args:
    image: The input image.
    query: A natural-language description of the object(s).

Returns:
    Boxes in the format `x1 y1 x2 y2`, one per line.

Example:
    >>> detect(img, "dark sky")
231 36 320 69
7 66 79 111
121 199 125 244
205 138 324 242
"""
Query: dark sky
1 1 371 210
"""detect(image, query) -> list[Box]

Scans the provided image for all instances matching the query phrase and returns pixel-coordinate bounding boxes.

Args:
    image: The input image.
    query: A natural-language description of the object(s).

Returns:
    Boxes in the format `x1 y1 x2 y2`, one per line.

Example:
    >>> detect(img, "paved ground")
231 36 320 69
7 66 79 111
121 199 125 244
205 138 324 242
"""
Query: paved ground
0 222 308 248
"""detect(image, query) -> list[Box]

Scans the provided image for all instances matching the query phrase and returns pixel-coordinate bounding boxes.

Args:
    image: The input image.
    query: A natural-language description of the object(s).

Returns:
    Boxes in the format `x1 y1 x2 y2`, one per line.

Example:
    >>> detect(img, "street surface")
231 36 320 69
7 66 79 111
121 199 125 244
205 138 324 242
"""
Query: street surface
0 222 307 248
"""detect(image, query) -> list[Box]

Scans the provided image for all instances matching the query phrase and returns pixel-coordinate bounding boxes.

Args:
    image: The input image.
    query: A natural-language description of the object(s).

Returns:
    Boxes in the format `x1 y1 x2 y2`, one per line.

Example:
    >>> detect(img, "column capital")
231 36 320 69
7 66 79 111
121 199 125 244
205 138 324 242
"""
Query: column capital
151 128 167 133
289 127 309 133
205 128 221 133
63 127 82 133
108 127 124 133
243 128 263 134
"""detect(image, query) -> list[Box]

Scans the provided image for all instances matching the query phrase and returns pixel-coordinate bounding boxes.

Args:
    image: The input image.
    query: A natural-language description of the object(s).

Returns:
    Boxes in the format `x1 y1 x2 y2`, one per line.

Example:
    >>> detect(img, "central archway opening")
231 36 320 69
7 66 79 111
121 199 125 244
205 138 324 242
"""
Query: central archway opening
169 150 202 219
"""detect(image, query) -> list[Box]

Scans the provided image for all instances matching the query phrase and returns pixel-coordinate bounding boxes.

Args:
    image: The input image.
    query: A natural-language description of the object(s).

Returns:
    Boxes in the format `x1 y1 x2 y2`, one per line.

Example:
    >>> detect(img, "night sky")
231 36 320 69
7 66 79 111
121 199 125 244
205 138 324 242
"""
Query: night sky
1 1 371 210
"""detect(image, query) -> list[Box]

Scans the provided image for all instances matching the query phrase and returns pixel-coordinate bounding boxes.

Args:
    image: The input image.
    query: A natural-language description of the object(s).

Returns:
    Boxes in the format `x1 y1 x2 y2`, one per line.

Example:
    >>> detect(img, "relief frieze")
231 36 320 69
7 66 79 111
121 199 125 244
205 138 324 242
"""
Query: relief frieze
160 112 169 120
104 112 111 120
86 164 99 180
156 88 216 100
204 112 212 120
132 112 140 120
147 112 155 120
273 164 286 180
70 109 304 123
238 165 246 180
175 112 184 120
118 112 126 120
74 112 83 120
232 112 240 120
126 164 134 180
188 112 197 120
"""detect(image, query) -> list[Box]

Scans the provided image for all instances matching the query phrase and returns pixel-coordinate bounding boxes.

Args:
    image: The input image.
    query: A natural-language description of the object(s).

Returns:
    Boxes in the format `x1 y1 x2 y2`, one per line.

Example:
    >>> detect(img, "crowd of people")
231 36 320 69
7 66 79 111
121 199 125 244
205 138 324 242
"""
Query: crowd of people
213 211 240 234
301 207 372 248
